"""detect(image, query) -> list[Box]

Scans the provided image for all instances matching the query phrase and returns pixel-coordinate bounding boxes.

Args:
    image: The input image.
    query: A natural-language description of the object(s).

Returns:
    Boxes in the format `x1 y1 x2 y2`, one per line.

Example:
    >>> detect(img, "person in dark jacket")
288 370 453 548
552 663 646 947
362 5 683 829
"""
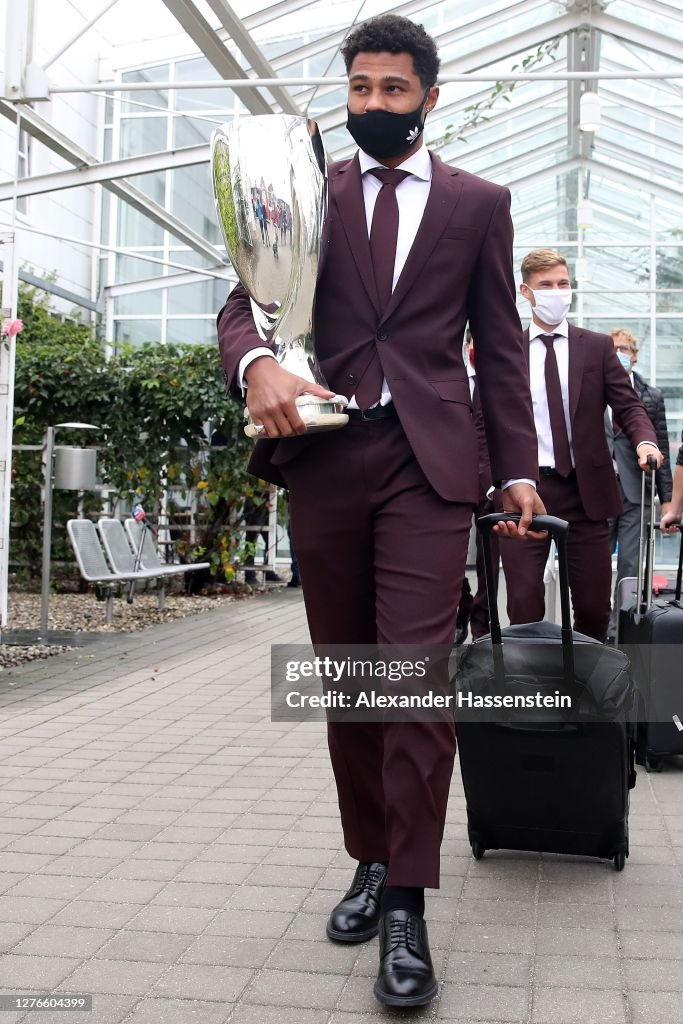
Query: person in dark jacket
660 434 683 533
606 328 672 638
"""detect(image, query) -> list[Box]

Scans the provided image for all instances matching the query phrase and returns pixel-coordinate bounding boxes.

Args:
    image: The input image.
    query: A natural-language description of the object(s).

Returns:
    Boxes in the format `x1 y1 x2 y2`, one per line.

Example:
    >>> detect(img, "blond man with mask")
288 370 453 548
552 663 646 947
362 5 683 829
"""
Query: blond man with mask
497 249 663 641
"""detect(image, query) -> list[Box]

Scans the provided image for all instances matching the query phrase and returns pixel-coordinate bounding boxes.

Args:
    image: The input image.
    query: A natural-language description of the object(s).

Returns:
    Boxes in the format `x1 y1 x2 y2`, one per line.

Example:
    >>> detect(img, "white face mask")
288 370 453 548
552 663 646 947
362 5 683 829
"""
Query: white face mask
527 288 572 326
616 351 632 372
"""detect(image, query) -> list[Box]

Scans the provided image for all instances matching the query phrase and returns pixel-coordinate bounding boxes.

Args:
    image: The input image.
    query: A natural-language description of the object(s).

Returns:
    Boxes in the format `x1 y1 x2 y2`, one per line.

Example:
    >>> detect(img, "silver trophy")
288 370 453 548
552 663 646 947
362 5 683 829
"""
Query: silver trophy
211 115 349 437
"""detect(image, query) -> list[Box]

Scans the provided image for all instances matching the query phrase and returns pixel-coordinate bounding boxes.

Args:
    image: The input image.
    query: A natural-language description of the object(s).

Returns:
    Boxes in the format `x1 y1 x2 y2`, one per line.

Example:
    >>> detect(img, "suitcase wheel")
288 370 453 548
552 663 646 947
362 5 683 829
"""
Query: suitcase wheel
613 851 626 872
471 840 486 861
645 757 663 773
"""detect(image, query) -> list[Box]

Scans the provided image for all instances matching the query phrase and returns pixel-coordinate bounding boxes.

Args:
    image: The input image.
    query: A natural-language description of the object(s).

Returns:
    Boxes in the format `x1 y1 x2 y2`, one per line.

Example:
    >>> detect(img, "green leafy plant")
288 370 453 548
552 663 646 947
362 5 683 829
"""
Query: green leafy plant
11 281 255 585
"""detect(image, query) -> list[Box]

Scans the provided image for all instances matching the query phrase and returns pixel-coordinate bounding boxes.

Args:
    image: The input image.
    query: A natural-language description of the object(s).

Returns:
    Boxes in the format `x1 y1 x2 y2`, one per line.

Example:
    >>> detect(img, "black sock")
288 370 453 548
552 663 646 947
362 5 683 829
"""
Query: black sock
380 884 425 917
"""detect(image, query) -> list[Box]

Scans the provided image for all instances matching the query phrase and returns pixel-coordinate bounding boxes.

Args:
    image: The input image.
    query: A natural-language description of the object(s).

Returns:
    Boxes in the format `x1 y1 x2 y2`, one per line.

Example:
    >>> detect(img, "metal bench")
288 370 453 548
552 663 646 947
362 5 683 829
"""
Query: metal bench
124 519 210 582
97 518 182 609
66 519 170 624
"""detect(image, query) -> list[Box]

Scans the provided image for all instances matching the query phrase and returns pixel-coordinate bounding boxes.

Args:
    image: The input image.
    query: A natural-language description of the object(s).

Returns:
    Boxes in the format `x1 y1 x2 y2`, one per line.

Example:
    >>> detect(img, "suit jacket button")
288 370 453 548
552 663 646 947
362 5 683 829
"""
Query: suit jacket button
346 373 356 385
377 331 387 341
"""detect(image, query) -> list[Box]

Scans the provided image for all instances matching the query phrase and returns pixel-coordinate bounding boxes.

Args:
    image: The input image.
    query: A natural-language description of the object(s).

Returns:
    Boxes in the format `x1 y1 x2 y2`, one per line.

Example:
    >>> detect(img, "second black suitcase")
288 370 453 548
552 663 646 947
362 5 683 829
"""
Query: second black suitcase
454 513 636 870
616 467 683 772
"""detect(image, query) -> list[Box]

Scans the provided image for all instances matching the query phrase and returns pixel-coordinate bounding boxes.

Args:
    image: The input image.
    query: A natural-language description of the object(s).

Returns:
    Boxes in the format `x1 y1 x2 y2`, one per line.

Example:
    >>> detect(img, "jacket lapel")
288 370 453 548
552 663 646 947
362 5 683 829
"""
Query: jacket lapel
568 324 585 421
380 154 462 324
330 154 380 313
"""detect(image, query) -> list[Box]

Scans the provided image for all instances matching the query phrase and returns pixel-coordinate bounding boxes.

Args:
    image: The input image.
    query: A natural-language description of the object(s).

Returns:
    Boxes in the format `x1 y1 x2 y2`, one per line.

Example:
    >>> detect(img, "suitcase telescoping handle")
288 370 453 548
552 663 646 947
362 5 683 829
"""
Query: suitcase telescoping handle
635 455 659 622
476 513 575 701
651 522 683 605
477 513 571 644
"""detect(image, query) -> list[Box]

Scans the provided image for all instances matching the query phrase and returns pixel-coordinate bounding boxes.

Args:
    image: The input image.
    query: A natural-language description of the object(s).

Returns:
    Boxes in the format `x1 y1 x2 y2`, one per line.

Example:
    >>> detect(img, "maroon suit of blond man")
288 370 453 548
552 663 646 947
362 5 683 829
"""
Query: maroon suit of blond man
217 12 542 1011
498 248 661 642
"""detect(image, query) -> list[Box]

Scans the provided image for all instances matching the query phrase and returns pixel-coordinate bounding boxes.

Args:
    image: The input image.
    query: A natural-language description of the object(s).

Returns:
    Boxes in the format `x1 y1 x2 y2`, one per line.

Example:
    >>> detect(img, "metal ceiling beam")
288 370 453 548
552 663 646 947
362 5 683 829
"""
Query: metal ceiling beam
601 114 683 160
204 0 299 114
159 0 273 114
107 267 234 298
0 144 208 201
599 86 683 132
592 12 683 63
625 0 683 24
272 0 560 75
594 139 683 190
0 100 223 265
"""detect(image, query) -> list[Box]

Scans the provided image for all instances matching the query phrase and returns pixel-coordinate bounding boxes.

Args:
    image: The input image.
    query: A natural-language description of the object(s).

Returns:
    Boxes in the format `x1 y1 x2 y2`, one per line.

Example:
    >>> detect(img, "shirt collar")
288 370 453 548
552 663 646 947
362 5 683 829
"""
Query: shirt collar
529 318 569 341
359 145 432 182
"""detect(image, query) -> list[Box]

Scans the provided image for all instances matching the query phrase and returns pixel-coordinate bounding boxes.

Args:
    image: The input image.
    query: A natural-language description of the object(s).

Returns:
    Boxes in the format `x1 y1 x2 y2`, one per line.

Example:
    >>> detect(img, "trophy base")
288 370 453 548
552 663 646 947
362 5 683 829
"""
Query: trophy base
244 396 349 438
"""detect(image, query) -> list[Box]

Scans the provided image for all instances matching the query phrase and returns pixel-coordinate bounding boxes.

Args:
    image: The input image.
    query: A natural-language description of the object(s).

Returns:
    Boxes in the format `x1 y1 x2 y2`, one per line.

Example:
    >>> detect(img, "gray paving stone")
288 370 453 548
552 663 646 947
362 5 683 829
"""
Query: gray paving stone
180 935 277 969
7 875 92 900
623 957 683 990
244 968 345 1009
534 927 619 957
60 958 168 995
99 929 196 964
152 964 253 1002
0 922 36 952
125 906 217 934
122 997 233 1024
0 897 67 925
0 953 76 989
438 982 528 1020
106 859 184 882
531 988 626 1024
230 1007 327 1024
619 930 683 959
79 879 165 904
14 924 115 958
628 990 683 1023
50 901 142 930
446 952 532 987
534 954 622 988
451 924 535 955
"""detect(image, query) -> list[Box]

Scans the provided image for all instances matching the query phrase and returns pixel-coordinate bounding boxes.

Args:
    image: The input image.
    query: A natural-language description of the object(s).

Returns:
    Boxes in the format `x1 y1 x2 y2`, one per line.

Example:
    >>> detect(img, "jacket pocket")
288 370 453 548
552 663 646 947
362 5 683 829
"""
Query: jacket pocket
429 379 471 404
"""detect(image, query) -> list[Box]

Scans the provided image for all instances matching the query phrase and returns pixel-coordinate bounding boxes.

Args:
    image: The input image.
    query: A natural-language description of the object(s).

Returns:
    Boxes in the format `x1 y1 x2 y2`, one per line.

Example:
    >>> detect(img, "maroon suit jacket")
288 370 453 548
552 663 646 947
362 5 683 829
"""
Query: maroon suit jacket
217 151 538 502
525 324 658 520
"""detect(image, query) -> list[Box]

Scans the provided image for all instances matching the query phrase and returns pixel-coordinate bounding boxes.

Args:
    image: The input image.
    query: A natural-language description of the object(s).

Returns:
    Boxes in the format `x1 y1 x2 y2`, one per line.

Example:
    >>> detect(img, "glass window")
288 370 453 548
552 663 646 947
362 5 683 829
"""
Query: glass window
171 164 220 244
122 65 169 114
166 319 216 345
114 319 162 346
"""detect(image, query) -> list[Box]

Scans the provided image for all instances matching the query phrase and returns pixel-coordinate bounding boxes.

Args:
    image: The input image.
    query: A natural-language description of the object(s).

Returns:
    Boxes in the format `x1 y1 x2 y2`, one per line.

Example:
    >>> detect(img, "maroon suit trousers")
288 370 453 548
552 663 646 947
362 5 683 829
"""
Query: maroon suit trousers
279 417 473 887
499 471 612 641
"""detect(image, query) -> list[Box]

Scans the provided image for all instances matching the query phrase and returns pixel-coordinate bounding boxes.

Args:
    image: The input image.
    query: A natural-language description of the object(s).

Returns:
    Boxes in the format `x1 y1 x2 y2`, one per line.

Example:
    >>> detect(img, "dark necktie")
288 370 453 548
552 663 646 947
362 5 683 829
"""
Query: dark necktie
353 168 410 410
540 333 573 477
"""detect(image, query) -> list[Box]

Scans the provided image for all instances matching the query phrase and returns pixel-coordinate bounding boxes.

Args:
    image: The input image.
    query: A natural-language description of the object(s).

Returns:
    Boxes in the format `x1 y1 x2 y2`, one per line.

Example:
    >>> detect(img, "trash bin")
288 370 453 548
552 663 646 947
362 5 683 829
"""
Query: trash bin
53 447 97 490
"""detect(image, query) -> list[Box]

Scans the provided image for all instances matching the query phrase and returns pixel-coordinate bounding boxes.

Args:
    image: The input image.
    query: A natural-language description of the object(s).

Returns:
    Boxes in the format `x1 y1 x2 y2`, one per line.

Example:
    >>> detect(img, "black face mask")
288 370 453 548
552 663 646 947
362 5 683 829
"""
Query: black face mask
346 93 429 160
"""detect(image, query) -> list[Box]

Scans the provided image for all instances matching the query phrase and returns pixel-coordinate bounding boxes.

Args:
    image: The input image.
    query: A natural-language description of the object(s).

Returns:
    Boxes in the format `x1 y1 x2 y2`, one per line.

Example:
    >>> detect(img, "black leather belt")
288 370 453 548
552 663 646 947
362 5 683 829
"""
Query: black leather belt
346 403 399 422
539 466 574 477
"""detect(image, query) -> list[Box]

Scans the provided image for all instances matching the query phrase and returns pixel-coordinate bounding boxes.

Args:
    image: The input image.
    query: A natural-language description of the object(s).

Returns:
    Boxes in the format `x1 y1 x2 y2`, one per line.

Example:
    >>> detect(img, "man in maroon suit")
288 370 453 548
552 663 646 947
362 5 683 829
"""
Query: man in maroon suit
217 15 543 1008
498 248 663 642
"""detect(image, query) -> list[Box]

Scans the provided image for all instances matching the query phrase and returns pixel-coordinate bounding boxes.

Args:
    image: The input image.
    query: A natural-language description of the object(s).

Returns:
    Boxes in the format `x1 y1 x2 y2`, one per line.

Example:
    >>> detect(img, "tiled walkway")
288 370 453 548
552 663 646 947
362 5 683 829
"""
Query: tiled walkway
0 588 681 1023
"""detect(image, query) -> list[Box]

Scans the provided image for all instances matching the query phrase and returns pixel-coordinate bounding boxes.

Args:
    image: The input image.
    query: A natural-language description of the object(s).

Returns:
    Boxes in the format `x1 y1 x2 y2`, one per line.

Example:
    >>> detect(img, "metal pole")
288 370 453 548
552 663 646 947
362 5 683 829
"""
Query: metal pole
39 425 55 635
44 71 683 93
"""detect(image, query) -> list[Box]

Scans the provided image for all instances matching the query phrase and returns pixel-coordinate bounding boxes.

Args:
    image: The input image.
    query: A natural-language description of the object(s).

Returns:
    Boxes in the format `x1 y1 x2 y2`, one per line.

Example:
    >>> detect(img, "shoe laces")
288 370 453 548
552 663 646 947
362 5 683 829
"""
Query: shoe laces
388 913 419 949
349 862 384 896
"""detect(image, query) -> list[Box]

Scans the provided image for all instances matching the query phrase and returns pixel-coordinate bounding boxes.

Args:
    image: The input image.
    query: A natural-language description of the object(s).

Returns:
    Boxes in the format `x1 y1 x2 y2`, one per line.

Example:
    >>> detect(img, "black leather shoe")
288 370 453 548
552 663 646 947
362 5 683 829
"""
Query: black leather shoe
326 862 387 943
373 909 438 1007
287 575 301 588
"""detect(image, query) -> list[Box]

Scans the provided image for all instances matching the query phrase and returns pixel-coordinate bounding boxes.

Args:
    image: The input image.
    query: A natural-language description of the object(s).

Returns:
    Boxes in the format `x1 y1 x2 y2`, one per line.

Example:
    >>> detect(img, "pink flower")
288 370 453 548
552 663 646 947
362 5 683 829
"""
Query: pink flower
1 319 23 337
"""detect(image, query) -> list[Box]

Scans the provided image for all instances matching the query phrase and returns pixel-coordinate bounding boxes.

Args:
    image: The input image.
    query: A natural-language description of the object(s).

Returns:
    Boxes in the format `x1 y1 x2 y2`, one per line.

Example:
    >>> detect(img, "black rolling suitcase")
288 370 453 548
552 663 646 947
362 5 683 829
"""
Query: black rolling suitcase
454 513 636 871
616 466 683 772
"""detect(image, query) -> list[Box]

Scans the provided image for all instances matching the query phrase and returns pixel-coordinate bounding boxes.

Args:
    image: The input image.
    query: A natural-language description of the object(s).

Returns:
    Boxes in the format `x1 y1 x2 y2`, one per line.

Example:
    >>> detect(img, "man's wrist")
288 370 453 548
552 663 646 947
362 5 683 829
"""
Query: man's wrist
501 478 537 491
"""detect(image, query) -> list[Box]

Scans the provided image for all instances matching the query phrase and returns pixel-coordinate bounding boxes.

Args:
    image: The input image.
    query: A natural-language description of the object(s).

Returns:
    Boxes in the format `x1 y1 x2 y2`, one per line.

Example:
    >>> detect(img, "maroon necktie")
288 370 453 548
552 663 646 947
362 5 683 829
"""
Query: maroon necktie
541 334 573 477
353 168 410 410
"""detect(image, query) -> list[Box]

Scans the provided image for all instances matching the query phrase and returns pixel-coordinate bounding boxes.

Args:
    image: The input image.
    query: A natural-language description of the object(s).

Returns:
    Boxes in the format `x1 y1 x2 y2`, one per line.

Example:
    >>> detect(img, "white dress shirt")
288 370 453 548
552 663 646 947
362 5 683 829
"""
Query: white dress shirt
237 145 433 402
528 319 574 469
